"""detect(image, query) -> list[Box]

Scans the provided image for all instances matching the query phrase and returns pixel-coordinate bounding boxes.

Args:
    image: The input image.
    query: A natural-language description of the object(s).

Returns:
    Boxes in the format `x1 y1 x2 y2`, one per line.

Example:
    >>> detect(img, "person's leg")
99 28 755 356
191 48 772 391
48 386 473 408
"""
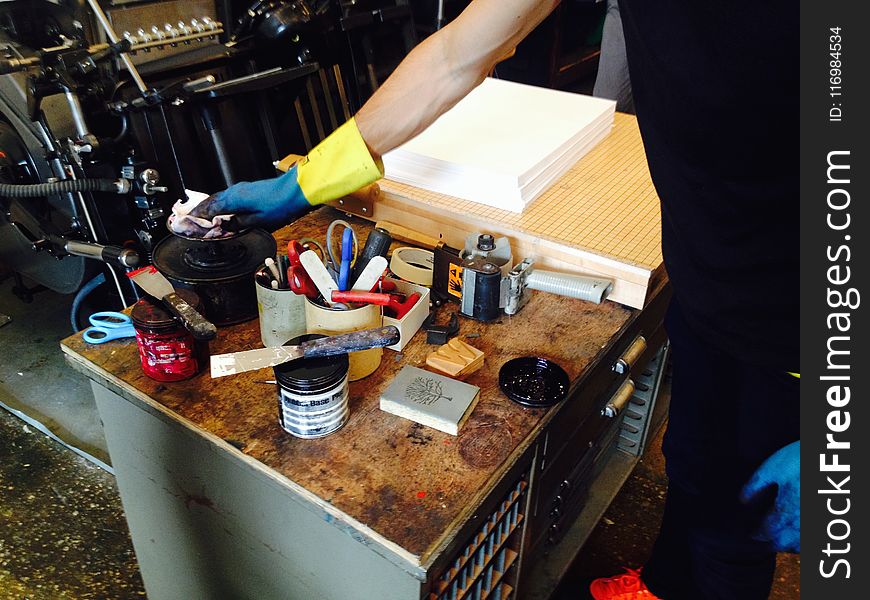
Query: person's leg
593 0 635 113
641 301 799 599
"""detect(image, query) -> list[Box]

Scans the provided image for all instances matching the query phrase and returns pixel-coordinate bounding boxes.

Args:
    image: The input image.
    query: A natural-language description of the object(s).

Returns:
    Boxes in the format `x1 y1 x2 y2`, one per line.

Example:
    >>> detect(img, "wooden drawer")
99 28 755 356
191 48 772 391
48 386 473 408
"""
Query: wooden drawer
526 389 626 551
547 422 623 547
533 404 614 519
540 354 622 474
527 417 623 555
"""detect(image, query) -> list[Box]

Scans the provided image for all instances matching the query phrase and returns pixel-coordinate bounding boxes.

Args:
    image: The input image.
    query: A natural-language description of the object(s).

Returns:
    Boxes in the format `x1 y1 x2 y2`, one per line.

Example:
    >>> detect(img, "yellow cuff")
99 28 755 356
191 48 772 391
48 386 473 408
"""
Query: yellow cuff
296 118 384 205
787 372 800 379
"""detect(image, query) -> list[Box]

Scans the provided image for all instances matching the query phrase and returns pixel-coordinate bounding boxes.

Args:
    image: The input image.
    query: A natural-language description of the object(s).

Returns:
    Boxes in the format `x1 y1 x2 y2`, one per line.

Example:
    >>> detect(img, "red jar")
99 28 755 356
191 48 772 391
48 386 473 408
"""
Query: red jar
130 289 209 382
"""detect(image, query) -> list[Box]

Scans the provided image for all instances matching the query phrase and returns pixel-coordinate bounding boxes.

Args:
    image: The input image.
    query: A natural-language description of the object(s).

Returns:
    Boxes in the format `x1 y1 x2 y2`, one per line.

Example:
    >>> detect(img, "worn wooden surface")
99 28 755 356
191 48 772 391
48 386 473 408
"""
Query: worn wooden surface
62 207 636 566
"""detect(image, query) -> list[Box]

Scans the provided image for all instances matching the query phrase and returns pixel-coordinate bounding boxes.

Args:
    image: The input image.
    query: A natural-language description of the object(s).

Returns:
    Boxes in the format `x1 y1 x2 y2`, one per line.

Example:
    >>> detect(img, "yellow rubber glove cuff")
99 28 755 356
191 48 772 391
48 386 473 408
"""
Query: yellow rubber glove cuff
787 372 800 378
296 117 384 206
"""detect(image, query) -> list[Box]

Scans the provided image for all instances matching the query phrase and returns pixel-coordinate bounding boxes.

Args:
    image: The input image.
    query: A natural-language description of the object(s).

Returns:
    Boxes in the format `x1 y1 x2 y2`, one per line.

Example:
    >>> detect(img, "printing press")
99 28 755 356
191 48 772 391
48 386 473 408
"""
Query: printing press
0 0 382 325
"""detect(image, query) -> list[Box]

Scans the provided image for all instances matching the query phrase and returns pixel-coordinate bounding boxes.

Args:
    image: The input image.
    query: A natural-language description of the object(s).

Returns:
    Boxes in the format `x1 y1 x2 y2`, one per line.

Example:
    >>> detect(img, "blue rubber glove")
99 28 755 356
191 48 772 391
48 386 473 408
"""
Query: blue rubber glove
191 118 382 231
740 440 800 552
192 166 310 231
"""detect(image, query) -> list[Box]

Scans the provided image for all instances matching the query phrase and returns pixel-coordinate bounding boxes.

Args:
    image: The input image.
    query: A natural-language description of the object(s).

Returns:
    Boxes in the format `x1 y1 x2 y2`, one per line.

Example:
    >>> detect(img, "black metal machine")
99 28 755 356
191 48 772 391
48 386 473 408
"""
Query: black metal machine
0 0 417 328
0 0 346 324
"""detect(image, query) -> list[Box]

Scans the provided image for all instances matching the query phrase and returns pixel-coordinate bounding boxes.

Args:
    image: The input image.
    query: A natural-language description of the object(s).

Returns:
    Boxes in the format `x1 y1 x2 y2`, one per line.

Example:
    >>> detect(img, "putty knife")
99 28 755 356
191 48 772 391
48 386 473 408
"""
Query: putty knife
210 325 401 378
350 255 388 291
299 249 338 304
127 266 217 340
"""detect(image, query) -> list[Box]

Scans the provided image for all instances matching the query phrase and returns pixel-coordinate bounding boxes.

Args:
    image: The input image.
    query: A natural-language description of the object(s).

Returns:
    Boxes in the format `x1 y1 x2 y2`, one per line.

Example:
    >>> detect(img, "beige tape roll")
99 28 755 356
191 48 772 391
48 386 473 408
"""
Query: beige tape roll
389 247 434 286
305 300 382 382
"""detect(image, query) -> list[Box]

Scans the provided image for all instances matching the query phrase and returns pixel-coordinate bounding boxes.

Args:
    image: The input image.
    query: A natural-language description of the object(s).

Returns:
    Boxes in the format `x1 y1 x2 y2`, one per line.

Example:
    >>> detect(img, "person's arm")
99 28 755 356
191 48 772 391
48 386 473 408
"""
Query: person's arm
187 0 559 231
356 0 560 157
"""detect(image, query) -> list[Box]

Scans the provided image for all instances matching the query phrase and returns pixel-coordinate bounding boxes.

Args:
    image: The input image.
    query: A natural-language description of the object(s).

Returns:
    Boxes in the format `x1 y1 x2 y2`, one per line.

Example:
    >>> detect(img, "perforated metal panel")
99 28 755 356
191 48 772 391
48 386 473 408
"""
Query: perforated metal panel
617 343 670 456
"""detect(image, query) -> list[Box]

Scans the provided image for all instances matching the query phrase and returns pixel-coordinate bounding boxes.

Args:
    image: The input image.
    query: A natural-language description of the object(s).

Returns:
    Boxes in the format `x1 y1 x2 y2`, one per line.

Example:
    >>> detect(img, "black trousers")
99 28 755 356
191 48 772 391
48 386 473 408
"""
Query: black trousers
642 302 799 599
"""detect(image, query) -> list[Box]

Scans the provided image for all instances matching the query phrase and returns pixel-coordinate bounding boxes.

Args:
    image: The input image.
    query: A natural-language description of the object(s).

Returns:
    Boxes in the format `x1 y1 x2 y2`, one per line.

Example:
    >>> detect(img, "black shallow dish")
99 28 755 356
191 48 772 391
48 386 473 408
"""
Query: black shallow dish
498 357 570 408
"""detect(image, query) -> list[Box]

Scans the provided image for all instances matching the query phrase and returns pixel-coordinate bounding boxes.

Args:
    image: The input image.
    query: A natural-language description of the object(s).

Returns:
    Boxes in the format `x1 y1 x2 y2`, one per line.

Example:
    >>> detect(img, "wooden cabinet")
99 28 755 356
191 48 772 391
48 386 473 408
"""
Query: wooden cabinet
63 208 669 600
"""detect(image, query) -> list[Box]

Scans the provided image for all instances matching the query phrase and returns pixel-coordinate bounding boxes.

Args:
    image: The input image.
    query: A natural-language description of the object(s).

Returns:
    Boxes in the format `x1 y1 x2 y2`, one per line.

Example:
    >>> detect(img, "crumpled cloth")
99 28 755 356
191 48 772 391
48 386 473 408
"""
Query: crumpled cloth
167 190 234 239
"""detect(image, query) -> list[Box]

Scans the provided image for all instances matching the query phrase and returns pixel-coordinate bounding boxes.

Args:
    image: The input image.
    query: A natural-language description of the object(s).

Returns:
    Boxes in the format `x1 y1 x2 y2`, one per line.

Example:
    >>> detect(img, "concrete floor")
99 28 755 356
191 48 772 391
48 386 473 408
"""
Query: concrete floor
0 276 109 465
0 273 800 599
552 425 801 599
0 408 145 598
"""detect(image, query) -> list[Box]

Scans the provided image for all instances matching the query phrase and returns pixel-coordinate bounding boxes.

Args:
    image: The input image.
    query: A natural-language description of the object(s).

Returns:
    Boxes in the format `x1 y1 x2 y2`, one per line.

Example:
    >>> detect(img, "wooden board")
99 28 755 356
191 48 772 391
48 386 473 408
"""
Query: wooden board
61 208 637 569
373 113 664 308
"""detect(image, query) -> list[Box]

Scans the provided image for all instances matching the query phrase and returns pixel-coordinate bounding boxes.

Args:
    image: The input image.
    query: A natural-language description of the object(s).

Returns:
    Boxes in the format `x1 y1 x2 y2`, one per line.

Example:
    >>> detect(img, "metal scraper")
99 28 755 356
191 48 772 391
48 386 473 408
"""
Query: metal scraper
127 266 217 340
210 325 400 378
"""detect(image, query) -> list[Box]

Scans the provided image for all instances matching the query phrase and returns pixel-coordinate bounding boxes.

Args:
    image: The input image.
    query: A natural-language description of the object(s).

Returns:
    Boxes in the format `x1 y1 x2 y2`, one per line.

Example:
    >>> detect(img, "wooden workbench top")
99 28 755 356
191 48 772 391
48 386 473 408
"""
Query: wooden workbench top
61 208 636 570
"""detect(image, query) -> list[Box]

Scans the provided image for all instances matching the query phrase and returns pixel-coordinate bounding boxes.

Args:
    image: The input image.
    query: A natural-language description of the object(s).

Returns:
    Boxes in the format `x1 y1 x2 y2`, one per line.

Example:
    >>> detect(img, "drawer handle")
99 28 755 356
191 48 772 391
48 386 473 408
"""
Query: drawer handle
613 335 647 374
602 379 636 418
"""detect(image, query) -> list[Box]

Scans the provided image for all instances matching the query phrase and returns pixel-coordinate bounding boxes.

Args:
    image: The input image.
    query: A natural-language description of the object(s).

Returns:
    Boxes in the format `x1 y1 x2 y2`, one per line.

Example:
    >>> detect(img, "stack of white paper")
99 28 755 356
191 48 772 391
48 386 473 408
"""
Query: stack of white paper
382 78 616 213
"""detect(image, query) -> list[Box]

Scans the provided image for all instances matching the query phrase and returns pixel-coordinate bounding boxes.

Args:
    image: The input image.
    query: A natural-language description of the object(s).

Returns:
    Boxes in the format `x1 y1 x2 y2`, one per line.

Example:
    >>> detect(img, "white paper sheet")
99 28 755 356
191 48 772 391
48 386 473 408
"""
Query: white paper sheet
383 78 616 213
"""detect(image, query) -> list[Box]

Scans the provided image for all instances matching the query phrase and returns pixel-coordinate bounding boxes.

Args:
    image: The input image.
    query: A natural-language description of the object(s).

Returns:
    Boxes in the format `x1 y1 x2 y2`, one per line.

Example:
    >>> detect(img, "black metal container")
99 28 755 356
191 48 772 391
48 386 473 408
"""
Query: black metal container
151 229 276 325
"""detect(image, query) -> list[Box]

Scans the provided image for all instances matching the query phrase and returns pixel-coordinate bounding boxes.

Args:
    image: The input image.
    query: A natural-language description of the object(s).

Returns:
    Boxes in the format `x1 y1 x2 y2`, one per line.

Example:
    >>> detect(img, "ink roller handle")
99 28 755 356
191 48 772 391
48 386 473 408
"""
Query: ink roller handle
351 227 392 283
299 326 400 359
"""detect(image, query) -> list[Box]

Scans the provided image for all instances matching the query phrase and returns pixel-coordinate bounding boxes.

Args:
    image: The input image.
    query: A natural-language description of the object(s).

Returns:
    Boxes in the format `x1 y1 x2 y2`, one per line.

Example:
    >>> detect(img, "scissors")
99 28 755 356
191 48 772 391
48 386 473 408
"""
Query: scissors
83 311 136 344
325 219 358 290
287 240 320 298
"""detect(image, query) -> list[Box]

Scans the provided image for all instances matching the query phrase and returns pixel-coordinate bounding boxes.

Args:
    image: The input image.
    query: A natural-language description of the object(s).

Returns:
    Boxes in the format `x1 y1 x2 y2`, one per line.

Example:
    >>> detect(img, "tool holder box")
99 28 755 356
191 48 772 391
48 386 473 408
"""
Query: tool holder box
382 277 430 351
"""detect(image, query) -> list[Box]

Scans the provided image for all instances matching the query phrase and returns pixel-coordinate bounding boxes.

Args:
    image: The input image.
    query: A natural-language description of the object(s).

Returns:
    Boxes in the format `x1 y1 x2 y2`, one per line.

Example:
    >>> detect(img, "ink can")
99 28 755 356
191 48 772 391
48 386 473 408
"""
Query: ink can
130 289 208 382
274 334 350 438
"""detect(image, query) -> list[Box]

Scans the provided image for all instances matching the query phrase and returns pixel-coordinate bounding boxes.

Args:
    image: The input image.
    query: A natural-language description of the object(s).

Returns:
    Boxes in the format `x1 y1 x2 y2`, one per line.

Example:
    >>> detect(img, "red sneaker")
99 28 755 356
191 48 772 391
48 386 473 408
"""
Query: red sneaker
589 568 661 600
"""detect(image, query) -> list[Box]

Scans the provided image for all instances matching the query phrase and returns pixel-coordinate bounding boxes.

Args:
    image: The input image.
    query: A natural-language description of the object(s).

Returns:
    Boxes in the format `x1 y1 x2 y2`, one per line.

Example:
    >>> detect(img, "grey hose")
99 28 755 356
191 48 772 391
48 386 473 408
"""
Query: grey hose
0 179 119 198
70 272 106 332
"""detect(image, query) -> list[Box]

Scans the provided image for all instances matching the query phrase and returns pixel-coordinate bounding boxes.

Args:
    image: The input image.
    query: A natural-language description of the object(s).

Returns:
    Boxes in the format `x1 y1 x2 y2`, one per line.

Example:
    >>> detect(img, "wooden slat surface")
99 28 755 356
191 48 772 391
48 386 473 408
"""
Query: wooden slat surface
61 208 635 567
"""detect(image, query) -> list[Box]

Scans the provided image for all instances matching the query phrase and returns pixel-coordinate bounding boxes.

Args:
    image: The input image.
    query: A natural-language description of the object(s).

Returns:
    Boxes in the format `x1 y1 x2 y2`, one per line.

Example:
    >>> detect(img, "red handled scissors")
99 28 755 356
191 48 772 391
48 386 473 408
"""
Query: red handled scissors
287 240 320 298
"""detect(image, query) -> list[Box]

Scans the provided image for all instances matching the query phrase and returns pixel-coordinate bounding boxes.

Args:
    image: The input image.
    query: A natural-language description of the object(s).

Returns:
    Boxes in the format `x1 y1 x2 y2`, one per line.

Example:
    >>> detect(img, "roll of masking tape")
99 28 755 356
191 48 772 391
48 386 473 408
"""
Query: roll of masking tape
389 247 435 286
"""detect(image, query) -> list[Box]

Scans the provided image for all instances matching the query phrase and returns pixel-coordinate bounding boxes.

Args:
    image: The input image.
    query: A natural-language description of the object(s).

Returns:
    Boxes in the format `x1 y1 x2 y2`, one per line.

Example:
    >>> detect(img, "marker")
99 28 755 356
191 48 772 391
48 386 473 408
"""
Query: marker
338 227 353 291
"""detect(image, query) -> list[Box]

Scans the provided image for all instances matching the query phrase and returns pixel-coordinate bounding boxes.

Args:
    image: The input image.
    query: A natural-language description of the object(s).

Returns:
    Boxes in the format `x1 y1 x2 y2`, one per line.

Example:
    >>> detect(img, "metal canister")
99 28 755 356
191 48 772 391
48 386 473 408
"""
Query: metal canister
274 334 350 439
151 229 277 325
130 289 208 382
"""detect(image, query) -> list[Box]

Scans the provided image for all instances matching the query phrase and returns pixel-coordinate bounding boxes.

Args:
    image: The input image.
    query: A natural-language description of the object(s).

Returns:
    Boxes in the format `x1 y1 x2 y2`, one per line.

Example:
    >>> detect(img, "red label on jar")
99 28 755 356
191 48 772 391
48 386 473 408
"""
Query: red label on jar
135 330 200 382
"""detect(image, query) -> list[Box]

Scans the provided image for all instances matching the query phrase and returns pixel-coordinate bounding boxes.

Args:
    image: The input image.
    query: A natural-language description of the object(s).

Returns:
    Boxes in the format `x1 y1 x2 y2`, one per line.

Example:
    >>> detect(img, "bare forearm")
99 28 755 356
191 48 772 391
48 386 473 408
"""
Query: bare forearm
355 0 560 158
355 32 479 158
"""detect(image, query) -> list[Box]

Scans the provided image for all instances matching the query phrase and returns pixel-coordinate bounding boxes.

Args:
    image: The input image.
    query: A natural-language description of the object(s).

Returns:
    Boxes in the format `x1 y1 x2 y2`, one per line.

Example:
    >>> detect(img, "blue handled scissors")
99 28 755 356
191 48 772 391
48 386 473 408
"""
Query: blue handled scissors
83 311 136 344
325 219 358 291
338 227 354 291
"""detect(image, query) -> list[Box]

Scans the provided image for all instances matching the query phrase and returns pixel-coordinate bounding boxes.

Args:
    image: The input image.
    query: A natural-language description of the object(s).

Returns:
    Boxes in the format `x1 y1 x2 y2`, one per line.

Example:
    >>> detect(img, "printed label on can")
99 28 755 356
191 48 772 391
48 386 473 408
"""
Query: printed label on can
135 331 198 378
280 405 349 438
279 386 346 412
276 372 349 438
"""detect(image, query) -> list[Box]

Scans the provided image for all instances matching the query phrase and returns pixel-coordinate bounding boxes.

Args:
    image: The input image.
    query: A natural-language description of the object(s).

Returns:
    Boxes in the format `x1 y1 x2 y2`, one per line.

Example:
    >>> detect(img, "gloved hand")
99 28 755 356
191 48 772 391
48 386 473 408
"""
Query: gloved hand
740 440 800 552
191 118 382 231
